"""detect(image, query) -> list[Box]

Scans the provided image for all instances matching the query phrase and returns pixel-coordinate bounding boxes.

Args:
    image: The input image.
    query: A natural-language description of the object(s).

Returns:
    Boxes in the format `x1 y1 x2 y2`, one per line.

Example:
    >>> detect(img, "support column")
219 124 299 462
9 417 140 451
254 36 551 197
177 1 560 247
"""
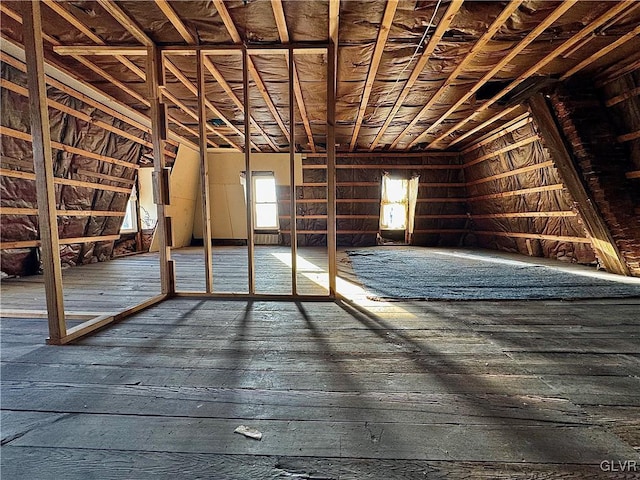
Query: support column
327 41 337 296
528 93 630 275
197 51 214 293
22 0 66 343
289 49 298 295
242 48 255 293
147 45 176 294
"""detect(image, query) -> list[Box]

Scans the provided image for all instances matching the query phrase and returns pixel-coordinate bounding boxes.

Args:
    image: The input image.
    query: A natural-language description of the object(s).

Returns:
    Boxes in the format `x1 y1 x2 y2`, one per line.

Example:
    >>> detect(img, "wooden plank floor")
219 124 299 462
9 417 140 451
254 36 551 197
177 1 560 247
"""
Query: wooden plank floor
2 247 640 478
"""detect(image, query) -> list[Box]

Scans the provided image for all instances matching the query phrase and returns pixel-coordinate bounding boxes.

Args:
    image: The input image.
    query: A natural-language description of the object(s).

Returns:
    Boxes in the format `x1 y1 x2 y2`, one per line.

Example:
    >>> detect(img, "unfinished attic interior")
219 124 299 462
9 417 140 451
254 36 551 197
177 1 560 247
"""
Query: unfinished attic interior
2 0 640 477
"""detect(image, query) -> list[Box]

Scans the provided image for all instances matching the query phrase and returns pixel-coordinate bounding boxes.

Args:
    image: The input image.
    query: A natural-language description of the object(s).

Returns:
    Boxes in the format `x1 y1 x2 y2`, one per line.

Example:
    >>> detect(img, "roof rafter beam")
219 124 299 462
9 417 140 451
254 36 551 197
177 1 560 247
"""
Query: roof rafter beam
3 2 149 106
152 0 278 151
154 0 196 45
96 0 153 46
406 0 577 150
426 0 635 149
349 0 398 151
95 0 251 151
388 0 519 150
269 0 316 152
163 59 249 151
370 0 464 150
201 56 280 151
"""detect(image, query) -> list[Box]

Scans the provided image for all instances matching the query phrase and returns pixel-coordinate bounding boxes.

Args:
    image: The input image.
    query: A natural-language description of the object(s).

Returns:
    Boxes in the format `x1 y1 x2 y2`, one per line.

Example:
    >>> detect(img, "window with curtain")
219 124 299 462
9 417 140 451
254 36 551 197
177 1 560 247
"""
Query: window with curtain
380 175 408 230
120 187 138 233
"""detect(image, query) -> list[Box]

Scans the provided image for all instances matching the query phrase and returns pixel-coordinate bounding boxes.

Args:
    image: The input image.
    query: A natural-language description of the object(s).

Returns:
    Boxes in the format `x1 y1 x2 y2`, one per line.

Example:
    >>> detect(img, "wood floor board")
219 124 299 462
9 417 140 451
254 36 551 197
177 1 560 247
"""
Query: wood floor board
0 447 616 480
7 412 638 463
2 246 639 478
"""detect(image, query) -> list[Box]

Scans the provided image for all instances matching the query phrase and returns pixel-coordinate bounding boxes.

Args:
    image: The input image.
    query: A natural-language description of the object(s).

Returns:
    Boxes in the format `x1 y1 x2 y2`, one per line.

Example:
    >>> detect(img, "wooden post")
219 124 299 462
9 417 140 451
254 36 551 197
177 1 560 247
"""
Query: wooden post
147 45 176 293
528 93 630 275
197 52 214 293
242 48 255 293
289 49 298 295
22 0 66 343
327 41 337 297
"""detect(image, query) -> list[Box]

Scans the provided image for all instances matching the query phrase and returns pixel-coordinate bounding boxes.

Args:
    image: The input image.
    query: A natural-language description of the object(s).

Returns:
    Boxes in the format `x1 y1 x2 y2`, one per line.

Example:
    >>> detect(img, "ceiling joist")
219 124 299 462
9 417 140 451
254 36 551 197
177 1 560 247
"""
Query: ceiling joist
407 0 578 150
349 0 398 151
428 0 636 149
387 0 518 150
269 0 316 153
370 0 465 151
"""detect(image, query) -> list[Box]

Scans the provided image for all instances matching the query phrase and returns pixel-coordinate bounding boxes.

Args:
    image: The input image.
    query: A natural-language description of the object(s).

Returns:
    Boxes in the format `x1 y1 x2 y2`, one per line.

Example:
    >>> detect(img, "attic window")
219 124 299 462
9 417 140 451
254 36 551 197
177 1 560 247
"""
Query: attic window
254 174 279 230
120 189 138 233
380 177 408 230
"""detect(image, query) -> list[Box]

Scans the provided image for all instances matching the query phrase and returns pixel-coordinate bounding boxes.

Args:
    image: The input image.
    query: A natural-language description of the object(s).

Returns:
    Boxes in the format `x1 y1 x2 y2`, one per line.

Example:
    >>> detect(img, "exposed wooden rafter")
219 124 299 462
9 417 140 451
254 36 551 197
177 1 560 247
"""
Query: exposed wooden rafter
449 105 523 149
370 0 465 150
93 0 252 151
6 1 189 146
269 0 316 152
96 0 153 46
386 0 517 150
406 0 578 150
163 58 249 151
349 0 398 151
151 0 279 151
427 0 635 149
201 56 280 151
154 0 196 45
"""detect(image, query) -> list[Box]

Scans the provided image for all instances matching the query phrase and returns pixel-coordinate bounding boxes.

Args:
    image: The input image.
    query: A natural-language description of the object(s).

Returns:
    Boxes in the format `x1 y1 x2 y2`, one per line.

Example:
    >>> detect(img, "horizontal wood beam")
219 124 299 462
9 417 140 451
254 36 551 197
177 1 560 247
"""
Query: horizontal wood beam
0 168 133 194
466 161 554 187
52 294 167 344
470 211 577 219
473 231 592 243
467 184 564 202
0 207 126 217
0 126 139 170
626 170 640 179
617 130 640 143
53 46 147 56
463 136 540 168
1 234 121 250
605 86 640 107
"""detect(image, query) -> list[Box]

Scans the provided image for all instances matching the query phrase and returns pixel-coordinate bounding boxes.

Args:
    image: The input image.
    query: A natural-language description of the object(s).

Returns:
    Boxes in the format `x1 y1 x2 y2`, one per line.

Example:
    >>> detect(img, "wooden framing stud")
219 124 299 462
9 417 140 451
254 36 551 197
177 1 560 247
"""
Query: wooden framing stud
21 0 66 343
197 51 214 293
147 44 177 294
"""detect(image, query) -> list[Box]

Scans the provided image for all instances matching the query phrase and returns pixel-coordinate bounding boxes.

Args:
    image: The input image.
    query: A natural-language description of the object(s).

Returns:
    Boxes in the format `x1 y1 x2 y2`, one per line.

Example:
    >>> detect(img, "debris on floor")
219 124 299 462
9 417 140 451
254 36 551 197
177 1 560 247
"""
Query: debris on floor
234 424 263 440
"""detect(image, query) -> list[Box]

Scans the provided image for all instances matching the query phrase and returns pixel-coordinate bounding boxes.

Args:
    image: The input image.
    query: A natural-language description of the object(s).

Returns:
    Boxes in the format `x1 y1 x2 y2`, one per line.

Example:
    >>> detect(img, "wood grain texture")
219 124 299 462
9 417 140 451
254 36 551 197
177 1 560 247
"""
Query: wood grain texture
2 247 639 477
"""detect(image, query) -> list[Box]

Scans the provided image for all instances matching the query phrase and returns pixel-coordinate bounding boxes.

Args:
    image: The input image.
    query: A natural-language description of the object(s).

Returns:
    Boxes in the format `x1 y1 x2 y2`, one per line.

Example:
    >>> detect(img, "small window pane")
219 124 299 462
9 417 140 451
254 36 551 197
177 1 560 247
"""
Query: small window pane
381 203 406 230
385 178 408 203
120 198 137 233
255 203 278 229
254 177 277 203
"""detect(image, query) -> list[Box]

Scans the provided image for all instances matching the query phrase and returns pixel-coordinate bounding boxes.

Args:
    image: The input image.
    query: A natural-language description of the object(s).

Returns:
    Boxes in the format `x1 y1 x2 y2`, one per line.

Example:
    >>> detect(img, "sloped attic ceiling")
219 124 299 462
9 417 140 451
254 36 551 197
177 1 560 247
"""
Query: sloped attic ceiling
1 0 639 154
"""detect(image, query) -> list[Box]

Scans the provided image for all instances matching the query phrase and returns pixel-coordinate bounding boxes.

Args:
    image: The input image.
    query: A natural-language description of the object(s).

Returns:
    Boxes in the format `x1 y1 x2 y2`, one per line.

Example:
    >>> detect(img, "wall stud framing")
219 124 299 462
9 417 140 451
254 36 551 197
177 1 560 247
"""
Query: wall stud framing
197 51 214 293
289 48 298 295
242 48 256 294
147 44 176 294
22 0 66 343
